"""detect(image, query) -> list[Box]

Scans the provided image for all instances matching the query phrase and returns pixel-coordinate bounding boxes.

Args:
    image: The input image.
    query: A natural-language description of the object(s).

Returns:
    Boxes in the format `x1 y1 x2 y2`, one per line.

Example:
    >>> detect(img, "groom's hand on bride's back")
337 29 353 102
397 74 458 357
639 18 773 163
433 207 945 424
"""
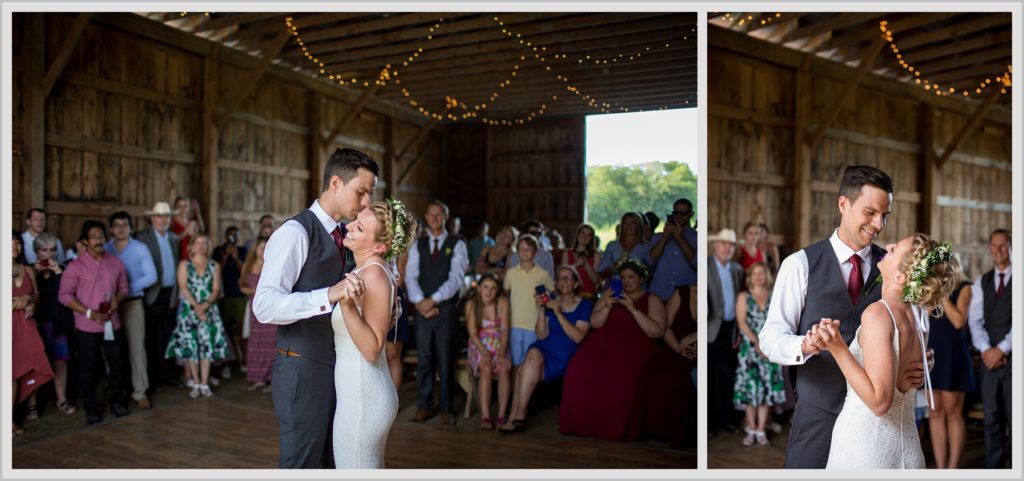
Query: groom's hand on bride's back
901 360 925 391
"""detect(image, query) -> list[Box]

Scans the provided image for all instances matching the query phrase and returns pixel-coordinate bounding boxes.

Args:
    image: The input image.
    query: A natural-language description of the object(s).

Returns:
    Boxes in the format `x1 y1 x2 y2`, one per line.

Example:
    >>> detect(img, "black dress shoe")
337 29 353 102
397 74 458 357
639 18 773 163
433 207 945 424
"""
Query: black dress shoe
86 413 103 425
111 404 130 418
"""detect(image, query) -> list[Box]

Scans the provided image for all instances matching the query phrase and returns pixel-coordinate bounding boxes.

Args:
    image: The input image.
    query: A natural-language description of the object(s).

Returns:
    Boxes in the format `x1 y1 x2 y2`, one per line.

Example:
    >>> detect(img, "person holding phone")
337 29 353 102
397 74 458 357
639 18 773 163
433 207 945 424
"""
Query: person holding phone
32 232 78 416
646 198 697 303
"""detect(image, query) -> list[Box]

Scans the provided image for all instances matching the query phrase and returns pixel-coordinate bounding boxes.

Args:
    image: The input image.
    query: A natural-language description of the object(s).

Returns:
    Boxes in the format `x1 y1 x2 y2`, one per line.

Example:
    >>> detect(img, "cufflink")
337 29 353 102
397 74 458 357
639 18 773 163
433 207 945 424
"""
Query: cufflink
320 306 327 312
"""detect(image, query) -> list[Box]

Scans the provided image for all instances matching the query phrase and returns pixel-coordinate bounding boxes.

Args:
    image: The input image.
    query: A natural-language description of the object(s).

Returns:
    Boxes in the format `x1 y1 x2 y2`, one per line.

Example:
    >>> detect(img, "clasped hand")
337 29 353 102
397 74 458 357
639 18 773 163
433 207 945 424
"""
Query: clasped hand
330 273 367 307
802 318 845 354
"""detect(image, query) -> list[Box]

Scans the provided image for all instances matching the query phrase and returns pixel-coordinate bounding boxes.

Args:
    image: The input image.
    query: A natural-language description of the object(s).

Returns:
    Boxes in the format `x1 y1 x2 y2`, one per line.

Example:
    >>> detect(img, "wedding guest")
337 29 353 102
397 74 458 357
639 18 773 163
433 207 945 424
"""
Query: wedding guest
549 230 566 266
31 233 77 416
597 212 651 280
466 221 495 276
559 258 666 442
647 198 698 300
928 271 975 469
503 235 554 372
12 231 54 435
172 196 205 237
733 262 786 446
241 237 273 392
758 223 782 274
213 225 248 377
476 225 517 281
166 234 230 398
136 202 182 390
509 222 555 279
465 273 511 429
643 211 661 243
22 208 66 264
562 224 602 300
500 266 592 433
735 222 766 270
243 214 275 252
708 228 743 436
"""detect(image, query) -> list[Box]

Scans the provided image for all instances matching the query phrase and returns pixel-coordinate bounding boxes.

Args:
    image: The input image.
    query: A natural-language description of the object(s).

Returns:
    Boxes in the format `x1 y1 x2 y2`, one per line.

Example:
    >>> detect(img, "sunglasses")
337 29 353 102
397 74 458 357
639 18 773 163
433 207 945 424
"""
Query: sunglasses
671 210 692 216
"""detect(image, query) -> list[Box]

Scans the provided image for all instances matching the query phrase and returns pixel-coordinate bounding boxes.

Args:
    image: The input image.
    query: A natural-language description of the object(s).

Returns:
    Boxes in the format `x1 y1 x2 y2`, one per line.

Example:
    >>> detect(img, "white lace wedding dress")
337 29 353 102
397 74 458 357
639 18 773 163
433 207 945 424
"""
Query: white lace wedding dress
331 263 399 469
826 300 925 469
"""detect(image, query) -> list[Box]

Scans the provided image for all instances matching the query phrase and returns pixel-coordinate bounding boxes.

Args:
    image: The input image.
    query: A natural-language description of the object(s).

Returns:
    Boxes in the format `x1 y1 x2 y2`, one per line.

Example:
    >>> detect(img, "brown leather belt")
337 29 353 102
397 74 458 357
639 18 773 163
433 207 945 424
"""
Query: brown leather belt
276 348 302 358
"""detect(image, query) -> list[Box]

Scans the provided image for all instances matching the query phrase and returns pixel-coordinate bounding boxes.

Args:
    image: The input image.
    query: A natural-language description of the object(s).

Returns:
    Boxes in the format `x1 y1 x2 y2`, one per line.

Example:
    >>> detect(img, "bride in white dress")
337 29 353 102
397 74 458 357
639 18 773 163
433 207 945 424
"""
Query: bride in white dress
331 199 417 469
812 233 958 469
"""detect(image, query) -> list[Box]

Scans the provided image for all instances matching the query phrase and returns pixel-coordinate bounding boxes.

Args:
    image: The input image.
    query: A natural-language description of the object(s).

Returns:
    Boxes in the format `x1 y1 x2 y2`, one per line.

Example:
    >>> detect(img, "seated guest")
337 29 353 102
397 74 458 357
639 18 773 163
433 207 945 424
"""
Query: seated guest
476 225 517 282
32 232 77 416
597 212 651 281
638 283 698 449
562 224 602 300
733 262 785 446
465 273 512 429
499 265 592 433
559 258 666 442
12 231 54 435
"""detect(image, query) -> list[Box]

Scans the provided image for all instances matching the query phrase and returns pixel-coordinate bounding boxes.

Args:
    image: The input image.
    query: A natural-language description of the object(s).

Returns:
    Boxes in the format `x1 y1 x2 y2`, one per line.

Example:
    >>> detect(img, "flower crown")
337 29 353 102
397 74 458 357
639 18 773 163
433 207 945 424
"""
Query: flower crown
613 256 650 281
902 242 953 303
383 197 412 262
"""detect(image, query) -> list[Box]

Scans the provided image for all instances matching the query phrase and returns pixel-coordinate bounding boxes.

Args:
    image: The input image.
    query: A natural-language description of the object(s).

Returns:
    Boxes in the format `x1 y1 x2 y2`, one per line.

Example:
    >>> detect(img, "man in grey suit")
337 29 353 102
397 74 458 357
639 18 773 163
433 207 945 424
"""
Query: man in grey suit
707 228 743 436
253 148 379 468
135 202 182 390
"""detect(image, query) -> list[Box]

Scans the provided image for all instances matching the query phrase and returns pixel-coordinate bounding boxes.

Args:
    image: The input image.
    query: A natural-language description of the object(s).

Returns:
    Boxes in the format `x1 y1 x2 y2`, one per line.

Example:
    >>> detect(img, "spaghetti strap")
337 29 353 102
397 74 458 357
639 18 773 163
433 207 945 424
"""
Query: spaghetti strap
354 262 395 283
877 299 898 329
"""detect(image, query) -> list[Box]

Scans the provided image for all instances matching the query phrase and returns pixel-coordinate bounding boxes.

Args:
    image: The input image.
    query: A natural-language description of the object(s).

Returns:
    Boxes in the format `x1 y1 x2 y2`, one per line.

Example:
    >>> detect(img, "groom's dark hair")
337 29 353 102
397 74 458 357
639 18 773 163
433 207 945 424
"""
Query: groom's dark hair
838 165 893 202
322 148 380 192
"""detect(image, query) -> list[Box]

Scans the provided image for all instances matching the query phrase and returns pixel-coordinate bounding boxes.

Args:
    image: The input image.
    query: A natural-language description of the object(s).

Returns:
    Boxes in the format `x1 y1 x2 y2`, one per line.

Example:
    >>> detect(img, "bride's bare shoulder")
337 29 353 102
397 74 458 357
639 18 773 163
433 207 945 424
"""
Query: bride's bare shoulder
859 302 895 337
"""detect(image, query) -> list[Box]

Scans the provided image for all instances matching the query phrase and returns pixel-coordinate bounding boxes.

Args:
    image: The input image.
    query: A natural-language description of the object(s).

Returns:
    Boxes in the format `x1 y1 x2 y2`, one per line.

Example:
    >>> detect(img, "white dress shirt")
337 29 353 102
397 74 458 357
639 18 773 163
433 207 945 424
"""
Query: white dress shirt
968 265 1013 354
404 231 469 304
760 229 874 366
253 200 341 325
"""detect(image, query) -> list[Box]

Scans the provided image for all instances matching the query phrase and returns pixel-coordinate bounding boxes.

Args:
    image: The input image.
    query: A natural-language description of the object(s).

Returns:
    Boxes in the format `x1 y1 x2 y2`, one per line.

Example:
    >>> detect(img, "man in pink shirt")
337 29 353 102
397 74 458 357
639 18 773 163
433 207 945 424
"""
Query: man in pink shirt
59 220 131 425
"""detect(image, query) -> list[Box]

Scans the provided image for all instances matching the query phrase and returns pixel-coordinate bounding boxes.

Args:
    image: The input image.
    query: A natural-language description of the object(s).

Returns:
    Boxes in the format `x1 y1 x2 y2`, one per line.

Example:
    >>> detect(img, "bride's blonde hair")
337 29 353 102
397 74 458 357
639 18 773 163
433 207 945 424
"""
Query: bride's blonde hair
368 199 417 261
898 233 961 318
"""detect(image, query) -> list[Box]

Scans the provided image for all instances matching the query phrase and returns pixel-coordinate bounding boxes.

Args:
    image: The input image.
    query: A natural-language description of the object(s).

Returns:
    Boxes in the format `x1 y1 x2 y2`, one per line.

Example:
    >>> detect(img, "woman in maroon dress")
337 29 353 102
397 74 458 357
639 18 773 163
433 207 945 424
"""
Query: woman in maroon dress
241 237 274 392
561 224 602 300
735 222 765 270
638 284 697 449
11 231 54 436
559 258 667 442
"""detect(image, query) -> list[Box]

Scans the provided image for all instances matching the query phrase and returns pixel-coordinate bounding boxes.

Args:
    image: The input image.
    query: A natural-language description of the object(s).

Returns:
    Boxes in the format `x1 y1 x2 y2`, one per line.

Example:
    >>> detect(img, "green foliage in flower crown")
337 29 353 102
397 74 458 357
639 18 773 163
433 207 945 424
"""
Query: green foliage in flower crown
614 256 650 281
383 197 413 262
902 242 953 303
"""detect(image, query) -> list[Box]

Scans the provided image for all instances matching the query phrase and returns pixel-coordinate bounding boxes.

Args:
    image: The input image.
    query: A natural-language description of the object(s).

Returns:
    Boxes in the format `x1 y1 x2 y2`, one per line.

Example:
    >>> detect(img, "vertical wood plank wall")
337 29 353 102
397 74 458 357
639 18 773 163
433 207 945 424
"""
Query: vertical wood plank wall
708 28 1012 279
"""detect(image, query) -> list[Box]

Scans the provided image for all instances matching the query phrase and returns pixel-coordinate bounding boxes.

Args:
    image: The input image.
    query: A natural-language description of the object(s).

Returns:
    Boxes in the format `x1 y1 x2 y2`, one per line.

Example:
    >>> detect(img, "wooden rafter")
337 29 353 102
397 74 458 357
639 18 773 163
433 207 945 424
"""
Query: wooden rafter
915 46 1011 76
214 31 290 128
395 119 440 186
783 12 881 43
806 36 885 150
194 12 285 33
908 30 1012 63
322 83 381 149
935 91 1002 168
42 13 92 97
897 14 1008 51
818 12 949 52
233 13 365 41
929 61 1012 84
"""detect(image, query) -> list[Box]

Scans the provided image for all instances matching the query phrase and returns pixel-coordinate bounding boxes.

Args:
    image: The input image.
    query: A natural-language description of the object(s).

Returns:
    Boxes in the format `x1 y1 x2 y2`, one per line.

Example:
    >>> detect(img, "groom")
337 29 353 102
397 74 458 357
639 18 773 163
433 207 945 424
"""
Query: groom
254 148 379 468
759 165 924 468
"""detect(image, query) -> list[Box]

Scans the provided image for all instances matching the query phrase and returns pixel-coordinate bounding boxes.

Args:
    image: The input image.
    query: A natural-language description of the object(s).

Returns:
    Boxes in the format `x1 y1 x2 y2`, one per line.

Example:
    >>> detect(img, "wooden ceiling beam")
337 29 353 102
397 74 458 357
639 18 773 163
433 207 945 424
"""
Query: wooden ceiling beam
232 13 366 41
929 60 1011 84
42 12 91 98
907 30 1012 63
915 46 1011 76
194 12 286 33
818 12 949 52
748 12 804 33
298 12 452 43
897 14 1008 51
784 12 882 43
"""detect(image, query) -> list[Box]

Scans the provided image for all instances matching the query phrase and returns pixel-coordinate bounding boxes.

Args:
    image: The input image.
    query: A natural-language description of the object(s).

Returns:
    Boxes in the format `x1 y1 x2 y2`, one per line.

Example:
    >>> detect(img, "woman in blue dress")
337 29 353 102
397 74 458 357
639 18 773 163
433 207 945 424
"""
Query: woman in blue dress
499 265 592 433
927 279 975 469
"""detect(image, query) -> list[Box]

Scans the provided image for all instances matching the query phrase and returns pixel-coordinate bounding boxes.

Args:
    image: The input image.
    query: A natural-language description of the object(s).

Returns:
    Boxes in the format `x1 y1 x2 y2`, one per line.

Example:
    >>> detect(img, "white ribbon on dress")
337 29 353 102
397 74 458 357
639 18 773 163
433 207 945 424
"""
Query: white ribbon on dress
911 304 935 410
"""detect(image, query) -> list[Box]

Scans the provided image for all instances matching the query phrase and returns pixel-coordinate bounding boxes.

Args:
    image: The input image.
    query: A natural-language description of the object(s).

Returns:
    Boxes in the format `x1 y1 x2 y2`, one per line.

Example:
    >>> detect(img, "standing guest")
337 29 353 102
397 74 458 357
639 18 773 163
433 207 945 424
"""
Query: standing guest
968 228 1012 469
213 225 248 377
733 262 786 446
637 283 698 449
476 225 517 282
707 228 743 436
465 273 512 430
500 266 591 433
503 235 555 377
241 237 273 392
106 212 158 410
643 211 661 243
31 233 76 416
559 258 666 442
406 201 469 425
447 216 463 240
597 212 651 280
647 198 698 301
22 208 66 265
928 271 975 469
509 222 556 280
466 222 495 276
166 234 230 398
136 202 182 389
244 214 275 252
179 218 200 261
562 224 602 300
12 231 54 435
58 221 130 425
758 224 782 274
548 230 566 267
171 197 205 237
735 222 766 270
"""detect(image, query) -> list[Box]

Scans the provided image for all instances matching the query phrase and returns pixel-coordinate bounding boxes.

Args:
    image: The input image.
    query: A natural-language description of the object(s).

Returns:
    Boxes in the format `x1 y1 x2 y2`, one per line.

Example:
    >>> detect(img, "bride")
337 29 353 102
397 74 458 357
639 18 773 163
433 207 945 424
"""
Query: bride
813 233 958 469
332 199 417 469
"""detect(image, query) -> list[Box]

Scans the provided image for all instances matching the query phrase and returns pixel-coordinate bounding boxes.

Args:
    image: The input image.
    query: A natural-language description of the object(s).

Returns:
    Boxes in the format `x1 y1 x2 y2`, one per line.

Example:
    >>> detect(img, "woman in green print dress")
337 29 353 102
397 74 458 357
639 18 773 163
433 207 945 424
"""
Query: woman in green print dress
166 233 230 398
733 262 786 446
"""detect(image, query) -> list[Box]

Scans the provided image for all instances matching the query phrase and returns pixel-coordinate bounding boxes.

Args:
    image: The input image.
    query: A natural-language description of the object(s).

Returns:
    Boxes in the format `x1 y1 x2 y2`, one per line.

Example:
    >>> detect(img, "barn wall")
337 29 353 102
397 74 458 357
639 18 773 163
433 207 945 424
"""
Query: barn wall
709 28 1012 278
12 13 440 250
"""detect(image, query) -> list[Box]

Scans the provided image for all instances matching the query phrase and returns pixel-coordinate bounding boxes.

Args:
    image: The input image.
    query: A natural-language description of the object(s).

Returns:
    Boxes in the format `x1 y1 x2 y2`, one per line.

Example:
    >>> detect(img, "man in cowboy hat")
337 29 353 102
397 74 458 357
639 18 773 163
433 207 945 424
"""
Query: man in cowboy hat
707 228 743 437
136 201 182 391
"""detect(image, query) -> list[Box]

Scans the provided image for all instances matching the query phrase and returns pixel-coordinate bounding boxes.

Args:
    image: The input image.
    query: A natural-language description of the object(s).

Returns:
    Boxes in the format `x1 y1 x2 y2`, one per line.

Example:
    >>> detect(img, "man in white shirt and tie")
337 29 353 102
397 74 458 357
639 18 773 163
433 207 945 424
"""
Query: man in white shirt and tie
967 228 1012 468
759 165 924 468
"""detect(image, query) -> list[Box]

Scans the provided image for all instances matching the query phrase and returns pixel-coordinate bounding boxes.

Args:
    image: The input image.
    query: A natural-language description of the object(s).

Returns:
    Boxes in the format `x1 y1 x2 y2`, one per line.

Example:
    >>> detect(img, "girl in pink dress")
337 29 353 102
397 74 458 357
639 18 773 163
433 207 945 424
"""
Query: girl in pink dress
465 273 511 429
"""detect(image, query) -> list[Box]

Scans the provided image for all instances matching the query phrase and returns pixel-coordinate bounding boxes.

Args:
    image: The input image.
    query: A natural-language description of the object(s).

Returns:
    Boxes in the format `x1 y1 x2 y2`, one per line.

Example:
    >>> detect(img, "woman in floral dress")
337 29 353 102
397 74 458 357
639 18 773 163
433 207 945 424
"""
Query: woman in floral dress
733 262 786 446
166 234 230 398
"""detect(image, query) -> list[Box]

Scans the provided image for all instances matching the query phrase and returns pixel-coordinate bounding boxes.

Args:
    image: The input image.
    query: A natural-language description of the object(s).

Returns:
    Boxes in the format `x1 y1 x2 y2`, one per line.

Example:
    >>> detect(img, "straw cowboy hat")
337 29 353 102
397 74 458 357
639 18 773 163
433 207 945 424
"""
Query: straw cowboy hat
145 202 173 216
708 228 737 244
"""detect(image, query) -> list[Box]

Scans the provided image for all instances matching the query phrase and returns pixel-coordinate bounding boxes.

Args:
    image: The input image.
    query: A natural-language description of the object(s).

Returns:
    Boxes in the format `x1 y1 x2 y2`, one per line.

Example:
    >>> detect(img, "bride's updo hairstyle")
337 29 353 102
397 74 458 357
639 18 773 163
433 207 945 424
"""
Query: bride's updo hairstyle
369 198 418 262
898 233 961 318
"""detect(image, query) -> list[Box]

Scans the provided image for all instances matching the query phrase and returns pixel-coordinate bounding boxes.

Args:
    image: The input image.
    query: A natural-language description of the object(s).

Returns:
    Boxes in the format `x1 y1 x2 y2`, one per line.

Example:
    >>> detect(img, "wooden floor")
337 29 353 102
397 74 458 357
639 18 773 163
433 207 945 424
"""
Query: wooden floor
12 370 694 469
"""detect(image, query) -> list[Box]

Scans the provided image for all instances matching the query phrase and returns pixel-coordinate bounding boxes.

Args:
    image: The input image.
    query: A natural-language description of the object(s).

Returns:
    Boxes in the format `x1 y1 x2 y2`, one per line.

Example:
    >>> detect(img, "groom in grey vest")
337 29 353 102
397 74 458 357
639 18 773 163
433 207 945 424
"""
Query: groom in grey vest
760 165 924 468
253 148 379 468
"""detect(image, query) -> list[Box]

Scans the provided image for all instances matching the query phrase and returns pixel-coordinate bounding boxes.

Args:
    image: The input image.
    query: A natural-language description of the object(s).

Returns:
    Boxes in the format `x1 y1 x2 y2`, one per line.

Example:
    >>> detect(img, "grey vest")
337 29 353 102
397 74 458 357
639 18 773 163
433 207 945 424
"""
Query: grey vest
796 239 885 414
274 210 351 365
417 235 459 303
981 270 1012 342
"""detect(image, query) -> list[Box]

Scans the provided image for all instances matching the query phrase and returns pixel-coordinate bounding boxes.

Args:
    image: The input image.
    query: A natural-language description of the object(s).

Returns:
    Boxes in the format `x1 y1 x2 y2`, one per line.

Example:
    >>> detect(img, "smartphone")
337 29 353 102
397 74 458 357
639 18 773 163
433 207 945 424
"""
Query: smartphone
534 284 549 304
610 278 623 299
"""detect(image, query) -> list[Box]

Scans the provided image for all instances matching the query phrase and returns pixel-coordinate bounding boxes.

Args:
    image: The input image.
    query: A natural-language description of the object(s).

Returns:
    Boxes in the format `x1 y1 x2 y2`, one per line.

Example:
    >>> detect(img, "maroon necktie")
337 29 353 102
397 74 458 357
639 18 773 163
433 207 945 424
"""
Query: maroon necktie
331 225 347 271
996 273 1006 298
847 253 863 304
431 238 440 260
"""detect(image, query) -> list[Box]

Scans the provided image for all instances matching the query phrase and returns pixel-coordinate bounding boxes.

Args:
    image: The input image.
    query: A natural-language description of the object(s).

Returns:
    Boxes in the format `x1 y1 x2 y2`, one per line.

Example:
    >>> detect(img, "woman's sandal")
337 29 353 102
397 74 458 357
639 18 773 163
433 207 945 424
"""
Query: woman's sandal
24 405 39 421
57 400 77 415
480 417 493 430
